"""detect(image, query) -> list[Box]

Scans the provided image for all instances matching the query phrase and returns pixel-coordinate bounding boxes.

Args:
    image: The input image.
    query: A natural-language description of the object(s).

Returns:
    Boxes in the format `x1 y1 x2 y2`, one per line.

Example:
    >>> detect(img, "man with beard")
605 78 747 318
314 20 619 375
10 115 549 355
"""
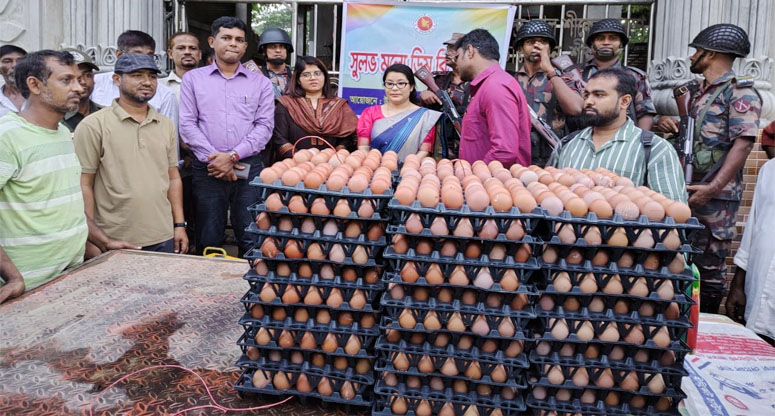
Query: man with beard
418 33 470 159
179 16 274 256
575 19 655 130
74 54 188 254
245 28 293 98
0 50 137 303
454 29 531 167
514 20 584 166
163 32 202 100
656 24 761 314
60 48 102 132
0 45 27 117
552 67 686 203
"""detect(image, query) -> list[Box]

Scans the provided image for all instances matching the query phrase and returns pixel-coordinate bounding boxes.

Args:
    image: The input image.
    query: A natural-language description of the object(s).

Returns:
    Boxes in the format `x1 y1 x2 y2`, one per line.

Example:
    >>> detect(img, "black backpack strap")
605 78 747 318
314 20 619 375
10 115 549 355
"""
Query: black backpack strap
640 130 654 187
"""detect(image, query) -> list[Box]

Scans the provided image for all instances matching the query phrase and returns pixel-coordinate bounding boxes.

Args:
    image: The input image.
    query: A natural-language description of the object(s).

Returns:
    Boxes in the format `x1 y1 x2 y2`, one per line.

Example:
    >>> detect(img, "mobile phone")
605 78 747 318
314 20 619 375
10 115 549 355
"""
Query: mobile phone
234 163 250 180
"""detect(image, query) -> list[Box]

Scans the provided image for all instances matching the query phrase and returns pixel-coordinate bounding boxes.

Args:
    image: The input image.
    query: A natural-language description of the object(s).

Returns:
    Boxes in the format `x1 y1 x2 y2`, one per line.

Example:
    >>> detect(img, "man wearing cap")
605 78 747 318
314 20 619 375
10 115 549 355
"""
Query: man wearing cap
74 53 188 254
418 32 470 159
60 48 102 132
514 20 584 167
245 28 294 97
656 24 761 313
0 45 27 118
575 19 655 130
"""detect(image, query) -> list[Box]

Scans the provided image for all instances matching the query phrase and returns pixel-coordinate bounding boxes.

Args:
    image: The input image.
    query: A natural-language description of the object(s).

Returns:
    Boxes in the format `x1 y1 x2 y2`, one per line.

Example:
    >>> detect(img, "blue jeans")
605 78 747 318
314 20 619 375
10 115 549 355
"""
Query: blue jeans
142 238 174 253
192 155 261 256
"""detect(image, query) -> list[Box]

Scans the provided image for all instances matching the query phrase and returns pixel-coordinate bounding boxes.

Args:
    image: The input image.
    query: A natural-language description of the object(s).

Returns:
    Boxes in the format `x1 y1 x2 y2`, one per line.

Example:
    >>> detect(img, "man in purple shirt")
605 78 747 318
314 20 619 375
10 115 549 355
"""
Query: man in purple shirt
454 29 531 167
179 16 274 256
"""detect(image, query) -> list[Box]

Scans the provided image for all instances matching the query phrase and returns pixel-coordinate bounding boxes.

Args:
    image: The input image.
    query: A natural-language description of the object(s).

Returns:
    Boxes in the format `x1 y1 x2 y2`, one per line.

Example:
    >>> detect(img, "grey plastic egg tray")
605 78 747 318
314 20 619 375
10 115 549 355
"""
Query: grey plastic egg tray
373 381 527 415
249 201 389 223
238 325 377 359
236 355 375 384
526 384 685 416
375 336 529 369
249 222 388 246
244 280 381 312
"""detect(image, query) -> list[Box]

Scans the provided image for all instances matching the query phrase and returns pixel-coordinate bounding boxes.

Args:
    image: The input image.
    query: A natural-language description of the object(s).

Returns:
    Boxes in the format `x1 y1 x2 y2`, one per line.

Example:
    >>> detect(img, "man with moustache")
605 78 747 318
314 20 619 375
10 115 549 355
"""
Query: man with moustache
551 67 686 203
163 32 202 99
179 16 274 256
0 45 27 117
60 48 102 132
74 54 187 254
453 29 531 167
514 20 584 167
575 19 655 130
418 33 470 159
0 50 138 303
245 28 294 98
656 24 761 313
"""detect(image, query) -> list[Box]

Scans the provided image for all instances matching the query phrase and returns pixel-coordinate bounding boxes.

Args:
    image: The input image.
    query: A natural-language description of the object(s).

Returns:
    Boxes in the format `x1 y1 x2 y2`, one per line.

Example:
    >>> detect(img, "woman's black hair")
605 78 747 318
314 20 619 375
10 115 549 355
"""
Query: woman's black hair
383 63 420 105
288 56 332 99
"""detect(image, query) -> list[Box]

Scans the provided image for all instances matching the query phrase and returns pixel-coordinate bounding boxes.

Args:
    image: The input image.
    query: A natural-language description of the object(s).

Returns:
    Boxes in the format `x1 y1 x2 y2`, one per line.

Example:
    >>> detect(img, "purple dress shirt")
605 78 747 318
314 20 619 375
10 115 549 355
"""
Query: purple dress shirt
459 64 531 168
179 61 275 162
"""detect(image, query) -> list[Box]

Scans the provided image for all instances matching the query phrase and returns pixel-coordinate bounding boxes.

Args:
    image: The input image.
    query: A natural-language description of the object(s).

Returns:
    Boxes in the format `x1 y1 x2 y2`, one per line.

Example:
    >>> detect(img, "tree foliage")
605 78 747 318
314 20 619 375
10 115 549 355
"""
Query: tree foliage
252 3 292 35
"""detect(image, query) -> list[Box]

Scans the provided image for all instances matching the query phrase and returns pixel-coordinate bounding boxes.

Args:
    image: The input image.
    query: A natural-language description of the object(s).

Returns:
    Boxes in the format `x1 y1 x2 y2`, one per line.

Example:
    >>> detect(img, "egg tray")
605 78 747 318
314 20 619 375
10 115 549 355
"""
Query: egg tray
528 348 689 376
239 313 380 337
382 272 535 298
243 281 382 313
377 329 529 365
542 221 701 252
382 284 537 314
248 257 383 280
383 247 541 273
528 318 690 351
383 257 539 289
250 201 389 223
245 247 381 269
535 304 692 329
374 361 526 392
387 233 540 264
541 209 703 234
379 316 531 343
235 367 374 408
381 293 536 321
528 364 685 397
542 233 701 257
538 258 696 285
376 373 525 405
373 382 527 415
253 178 393 209
240 323 378 356
248 223 388 247
526 387 684 416
537 244 699 273
538 268 695 304
235 355 375 385
237 331 377 360
239 304 379 330
387 208 541 237
252 233 384 260
375 336 529 369
245 269 384 292
379 304 534 336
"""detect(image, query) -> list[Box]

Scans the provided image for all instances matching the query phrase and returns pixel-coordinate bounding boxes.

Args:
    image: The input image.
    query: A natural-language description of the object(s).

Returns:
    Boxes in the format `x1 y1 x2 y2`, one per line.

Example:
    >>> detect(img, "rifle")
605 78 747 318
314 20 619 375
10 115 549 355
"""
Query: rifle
528 106 560 149
414 65 462 136
673 85 695 180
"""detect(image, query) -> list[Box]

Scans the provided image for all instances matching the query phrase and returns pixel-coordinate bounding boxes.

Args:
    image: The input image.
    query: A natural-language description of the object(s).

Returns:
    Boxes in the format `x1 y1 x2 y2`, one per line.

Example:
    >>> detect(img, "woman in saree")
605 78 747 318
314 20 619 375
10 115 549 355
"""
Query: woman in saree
357 64 441 160
266 56 358 164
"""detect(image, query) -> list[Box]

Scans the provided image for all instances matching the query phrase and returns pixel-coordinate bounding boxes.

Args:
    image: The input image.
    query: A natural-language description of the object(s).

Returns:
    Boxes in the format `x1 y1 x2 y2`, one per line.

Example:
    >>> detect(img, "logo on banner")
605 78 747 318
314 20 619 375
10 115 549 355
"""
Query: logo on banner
415 15 435 34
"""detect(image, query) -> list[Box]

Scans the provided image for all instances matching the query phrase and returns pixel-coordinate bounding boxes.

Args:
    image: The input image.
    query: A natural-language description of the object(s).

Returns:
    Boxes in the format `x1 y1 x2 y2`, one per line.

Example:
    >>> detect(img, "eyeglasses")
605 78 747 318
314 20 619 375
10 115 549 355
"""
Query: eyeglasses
384 81 409 89
300 70 324 79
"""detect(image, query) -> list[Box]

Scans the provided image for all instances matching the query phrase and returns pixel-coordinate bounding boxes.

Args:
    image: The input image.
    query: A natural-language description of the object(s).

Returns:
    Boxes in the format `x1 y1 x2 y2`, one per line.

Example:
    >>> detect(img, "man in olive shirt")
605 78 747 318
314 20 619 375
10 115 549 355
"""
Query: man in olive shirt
60 48 102 132
74 54 188 253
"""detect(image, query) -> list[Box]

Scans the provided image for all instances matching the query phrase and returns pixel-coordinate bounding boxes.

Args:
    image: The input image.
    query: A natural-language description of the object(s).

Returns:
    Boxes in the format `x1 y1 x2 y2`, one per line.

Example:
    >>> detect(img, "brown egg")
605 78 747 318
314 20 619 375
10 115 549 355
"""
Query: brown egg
566 248 584 264
663 229 682 250
541 195 564 216
447 312 466 332
566 197 588 217
344 335 361 354
577 321 595 341
666 201 692 223
620 371 640 391
556 223 577 244
599 324 620 342
592 249 610 266
333 199 352 217
643 253 661 270
309 198 330 215
440 357 459 376
304 287 323 305
316 376 334 396
595 368 615 388
572 368 590 386
633 230 655 248
589 199 614 218
391 397 408 415
653 326 671 347
272 371 291 390
607 228 628 246
624 324 646 344
579 273 598 293
499 317 516 337
358 200 375 218
547 366 565 385
553 272 572 292
543 245 559 264
471 315 490 335
642 200 666 221
603 274 624 294
551 318 570 339
398 309 416 329
352 246 369 264
648 373 666 393
629 277 649 297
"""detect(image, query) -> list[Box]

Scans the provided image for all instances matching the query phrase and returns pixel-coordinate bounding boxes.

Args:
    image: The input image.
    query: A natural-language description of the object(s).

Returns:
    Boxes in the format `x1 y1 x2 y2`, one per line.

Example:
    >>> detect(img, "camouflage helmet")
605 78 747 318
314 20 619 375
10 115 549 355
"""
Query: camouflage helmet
689 24 750 57
585 18 629 47
515 20 557 50
258 28 294 53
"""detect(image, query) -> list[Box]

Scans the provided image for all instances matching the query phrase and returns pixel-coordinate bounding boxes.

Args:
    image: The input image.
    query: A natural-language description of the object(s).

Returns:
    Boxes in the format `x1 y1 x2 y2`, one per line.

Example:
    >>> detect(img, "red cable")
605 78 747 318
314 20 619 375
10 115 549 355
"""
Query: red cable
85 364 293 415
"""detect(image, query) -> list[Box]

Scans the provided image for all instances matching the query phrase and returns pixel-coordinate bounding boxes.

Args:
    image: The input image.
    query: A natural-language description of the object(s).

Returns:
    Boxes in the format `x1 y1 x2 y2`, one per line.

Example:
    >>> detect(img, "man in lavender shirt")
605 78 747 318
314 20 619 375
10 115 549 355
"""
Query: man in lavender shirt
179 16 274 256
454 29 531 167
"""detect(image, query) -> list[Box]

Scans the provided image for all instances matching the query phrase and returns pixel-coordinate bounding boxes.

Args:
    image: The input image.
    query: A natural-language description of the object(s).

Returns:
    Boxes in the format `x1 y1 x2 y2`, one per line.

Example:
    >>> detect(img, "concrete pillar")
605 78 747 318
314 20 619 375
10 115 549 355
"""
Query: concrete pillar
650 0 775 121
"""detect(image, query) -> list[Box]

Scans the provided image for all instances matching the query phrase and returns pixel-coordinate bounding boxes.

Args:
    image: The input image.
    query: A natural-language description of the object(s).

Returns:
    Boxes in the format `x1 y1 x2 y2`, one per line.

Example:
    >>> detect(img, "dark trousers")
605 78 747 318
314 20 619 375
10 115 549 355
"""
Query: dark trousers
192 156 261 257
142 238 174 253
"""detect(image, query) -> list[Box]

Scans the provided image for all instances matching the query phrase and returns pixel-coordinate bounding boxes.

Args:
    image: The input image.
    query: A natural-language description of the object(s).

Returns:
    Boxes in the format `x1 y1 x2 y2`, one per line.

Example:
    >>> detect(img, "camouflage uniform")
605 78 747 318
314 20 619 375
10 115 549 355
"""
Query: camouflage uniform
579 60 657 123
686 70 761 312
516 67 584 166
429 71 470 159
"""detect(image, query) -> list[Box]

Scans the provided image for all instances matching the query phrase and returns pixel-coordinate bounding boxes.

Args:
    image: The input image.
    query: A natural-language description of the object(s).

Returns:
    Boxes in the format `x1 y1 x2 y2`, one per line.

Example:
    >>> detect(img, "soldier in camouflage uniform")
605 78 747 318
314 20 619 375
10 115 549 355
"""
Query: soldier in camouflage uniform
514 20 584 167
575 19 656 130
419 33 471 159
657 24 762 313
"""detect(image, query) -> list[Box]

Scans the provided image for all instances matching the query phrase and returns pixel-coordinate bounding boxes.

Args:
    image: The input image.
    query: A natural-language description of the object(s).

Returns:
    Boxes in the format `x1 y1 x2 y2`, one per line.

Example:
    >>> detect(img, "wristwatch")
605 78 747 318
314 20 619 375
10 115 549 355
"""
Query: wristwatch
174 222 187 228
548 68 563 80
228 150 239 163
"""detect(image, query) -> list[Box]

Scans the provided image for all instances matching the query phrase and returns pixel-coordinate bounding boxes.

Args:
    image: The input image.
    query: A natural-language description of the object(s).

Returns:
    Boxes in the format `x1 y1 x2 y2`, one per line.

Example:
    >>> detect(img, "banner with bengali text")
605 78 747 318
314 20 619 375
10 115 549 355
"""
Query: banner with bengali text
338 1 516 115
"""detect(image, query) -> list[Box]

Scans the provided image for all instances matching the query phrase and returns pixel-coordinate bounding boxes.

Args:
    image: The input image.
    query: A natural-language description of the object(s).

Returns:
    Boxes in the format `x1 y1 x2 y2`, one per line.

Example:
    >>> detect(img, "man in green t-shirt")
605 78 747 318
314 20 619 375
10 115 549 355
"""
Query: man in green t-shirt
0 50 138 304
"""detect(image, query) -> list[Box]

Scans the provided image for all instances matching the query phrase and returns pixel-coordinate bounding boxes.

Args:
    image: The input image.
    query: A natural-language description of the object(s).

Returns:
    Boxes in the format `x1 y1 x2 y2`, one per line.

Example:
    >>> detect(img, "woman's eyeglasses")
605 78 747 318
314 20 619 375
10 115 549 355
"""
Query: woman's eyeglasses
384 81 409 89
300 70 324 79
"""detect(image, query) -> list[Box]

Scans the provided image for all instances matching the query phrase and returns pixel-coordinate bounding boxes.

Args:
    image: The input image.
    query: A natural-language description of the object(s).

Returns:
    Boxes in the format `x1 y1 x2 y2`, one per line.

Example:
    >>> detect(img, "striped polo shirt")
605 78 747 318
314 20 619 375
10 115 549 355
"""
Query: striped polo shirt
552 119 688 202
0 112 88 289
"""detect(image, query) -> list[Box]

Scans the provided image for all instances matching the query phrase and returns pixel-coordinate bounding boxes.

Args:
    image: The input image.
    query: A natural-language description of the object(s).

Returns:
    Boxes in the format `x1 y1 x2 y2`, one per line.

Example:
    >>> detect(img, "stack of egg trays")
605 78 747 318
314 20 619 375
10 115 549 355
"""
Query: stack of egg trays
375 200 542 415
237 178 392 409
527 210 702 415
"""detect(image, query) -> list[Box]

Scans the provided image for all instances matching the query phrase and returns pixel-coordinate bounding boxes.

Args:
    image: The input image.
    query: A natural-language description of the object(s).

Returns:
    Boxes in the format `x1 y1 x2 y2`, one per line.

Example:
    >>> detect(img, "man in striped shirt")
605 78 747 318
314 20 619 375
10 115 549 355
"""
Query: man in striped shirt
0 50 138 304
551 67 687 203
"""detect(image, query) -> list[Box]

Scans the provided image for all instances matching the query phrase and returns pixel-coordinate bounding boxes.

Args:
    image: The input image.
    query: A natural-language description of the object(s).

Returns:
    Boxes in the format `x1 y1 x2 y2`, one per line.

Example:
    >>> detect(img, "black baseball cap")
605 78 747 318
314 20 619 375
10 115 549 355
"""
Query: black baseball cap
114 53 161 74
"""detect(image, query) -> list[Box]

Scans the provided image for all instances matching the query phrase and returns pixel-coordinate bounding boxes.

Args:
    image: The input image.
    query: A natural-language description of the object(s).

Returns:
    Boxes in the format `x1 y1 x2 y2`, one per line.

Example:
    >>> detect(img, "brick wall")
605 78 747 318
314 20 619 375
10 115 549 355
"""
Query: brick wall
721 130 768 311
